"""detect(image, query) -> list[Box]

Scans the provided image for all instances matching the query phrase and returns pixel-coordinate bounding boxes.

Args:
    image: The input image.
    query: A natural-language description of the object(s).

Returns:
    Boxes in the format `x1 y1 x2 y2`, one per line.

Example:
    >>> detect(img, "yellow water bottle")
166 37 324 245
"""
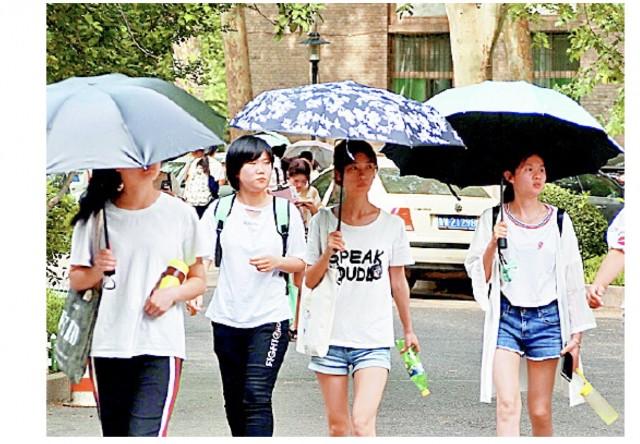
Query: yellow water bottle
575 368 619 425
158 259 189 289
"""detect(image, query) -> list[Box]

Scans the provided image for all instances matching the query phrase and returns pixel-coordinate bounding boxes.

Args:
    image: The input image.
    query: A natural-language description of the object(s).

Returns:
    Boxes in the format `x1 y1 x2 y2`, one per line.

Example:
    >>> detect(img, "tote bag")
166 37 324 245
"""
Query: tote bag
55 210 104 384
296 266 341 357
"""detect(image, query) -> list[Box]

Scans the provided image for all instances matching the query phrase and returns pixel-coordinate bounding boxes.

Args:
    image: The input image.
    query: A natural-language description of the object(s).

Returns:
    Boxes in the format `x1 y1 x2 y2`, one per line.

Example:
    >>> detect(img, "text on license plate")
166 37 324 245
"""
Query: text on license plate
437 216 478 231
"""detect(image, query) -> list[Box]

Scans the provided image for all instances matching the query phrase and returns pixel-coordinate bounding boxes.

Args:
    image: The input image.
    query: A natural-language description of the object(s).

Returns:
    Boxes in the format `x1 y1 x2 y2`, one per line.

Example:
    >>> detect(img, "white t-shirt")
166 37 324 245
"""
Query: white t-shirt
208 156 225 182
201 197 307 328
607 208 625 252
70 192 209 359
501 204 559 307
305 207 414 348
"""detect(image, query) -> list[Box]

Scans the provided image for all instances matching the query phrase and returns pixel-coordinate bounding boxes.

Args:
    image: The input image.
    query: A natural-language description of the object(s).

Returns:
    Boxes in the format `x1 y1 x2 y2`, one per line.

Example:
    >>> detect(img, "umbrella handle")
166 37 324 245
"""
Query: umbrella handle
498 177 507 250
102 207 116 277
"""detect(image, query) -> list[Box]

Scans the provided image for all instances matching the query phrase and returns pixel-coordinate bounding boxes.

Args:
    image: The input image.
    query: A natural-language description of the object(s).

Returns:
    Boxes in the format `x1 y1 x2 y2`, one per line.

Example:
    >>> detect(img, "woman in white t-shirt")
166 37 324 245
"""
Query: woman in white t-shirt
465 152 596 436
200 135 306 437
69 164 207 437
303 140 420 437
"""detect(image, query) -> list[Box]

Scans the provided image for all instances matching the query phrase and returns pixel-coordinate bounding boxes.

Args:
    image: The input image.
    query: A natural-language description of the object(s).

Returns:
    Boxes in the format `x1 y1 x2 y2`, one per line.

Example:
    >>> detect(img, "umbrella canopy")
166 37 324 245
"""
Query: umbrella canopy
254 131 290 148
282 140 334 170
229 80 465 149
383 81 623 187
47 73 226 174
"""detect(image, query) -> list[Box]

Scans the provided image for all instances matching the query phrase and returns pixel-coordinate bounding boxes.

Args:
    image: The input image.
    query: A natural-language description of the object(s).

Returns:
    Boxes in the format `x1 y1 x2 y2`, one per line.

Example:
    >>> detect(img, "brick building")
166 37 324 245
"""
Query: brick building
243 3 623 145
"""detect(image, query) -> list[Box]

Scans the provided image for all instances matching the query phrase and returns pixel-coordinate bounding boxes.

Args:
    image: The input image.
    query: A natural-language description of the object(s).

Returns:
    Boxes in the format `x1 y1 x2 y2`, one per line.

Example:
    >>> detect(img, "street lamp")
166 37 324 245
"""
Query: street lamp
300 30 330 85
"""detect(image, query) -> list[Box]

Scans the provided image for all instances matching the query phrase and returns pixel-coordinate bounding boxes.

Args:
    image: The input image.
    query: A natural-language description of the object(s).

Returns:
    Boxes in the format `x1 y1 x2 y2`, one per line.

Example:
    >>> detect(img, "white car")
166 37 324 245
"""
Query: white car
311 156 499 288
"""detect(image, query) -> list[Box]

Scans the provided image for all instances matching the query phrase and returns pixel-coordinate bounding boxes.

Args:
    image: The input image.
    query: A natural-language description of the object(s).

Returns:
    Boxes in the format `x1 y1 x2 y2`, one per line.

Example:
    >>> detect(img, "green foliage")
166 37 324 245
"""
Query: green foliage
539 184 608 260
46 288 66 335
271 3 325 40
508 3 624 136
47 177 78 286
584 254 624 286
395 3 415 20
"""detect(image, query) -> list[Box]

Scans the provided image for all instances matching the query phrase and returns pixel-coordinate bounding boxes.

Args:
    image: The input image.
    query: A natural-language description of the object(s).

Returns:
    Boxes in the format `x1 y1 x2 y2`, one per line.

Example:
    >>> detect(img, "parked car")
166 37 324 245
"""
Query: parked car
311 156 499 289
554 173 624 223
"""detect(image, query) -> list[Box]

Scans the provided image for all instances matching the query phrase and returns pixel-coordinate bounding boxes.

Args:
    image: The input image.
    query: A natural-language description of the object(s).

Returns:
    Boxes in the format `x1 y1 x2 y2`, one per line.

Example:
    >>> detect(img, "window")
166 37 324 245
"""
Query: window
533 33 579 89
378 168 490 197
390 33 453 101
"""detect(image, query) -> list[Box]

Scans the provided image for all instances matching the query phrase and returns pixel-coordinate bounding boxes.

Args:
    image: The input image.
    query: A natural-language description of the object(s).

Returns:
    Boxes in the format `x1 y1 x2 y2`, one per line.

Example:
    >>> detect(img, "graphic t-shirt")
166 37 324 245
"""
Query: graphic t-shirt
607 208 625 252
305 207 414 348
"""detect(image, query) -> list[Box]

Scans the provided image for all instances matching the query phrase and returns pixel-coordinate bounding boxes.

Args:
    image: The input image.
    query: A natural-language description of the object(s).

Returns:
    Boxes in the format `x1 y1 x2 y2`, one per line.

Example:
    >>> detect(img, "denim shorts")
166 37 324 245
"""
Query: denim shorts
496 295 562 361
308 345 391 376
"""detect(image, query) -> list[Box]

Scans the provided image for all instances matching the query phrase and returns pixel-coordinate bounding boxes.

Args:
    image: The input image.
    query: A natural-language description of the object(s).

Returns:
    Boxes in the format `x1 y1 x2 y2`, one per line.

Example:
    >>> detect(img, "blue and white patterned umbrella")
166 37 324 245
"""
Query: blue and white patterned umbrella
229 80 465 148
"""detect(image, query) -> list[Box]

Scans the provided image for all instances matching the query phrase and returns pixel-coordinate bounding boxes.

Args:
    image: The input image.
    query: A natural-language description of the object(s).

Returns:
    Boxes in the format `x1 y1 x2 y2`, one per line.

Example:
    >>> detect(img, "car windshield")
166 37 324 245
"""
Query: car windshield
378 168 490 198
555 174 623 199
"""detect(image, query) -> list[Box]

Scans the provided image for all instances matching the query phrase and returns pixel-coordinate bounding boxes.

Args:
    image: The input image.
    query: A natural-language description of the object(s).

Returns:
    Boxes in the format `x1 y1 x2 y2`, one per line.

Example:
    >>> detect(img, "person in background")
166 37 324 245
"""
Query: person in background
207 145 226 186
69 165 207 437
287 158 322 230
299 150 321 182
182 149 218 218
587 208 625 309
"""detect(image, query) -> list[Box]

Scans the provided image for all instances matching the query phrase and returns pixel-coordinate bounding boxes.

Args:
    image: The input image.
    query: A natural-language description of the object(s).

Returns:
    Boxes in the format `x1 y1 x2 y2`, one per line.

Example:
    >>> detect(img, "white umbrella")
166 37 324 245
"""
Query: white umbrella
282 140 334 170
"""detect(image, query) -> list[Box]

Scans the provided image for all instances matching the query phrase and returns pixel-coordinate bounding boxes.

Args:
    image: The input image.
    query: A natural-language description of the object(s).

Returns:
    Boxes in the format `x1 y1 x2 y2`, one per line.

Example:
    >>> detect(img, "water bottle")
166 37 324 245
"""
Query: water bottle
158 259 189 289
395 338 430 397
575 368 619 425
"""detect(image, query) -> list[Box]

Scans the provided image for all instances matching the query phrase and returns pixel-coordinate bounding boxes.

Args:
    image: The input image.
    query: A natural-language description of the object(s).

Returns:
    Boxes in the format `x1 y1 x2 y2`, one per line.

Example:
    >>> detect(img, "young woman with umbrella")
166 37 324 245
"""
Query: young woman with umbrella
303 140 420 436
69 164 208 436
464 150 596 436
199 135 307 437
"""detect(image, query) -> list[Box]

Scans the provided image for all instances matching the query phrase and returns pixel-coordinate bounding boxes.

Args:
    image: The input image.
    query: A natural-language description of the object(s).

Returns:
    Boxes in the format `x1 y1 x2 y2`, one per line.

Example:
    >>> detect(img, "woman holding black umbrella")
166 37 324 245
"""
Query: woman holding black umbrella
69 164 208 437
304 140 420 436
465 151 596 436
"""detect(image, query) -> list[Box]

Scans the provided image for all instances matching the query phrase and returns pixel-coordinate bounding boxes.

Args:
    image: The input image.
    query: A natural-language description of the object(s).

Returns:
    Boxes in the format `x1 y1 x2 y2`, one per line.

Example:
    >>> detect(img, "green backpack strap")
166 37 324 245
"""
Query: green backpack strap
273 196 290 294
214 194 236 267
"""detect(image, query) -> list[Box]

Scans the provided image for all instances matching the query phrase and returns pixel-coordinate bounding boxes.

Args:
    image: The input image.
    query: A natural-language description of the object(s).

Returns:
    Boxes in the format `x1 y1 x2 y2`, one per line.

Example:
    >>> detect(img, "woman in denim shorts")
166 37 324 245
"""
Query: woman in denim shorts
304 140 420 436
465 151 596 436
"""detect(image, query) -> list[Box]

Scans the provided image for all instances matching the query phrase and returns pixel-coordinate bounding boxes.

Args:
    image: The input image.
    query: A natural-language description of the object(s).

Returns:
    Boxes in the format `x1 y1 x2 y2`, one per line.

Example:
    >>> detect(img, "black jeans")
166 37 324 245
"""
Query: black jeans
90 355 182 437
212 320 290 436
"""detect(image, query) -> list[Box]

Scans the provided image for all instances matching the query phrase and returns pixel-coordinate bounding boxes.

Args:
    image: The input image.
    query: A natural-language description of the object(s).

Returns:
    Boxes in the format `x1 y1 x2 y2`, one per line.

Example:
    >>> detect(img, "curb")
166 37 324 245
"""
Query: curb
47 372 70 404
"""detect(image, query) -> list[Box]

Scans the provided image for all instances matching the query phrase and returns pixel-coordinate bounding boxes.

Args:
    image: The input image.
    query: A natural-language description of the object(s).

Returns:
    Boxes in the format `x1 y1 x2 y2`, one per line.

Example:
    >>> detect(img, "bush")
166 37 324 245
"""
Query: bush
47 176 78 286
583 254 625 286
540 184 608 260
47 288 66 335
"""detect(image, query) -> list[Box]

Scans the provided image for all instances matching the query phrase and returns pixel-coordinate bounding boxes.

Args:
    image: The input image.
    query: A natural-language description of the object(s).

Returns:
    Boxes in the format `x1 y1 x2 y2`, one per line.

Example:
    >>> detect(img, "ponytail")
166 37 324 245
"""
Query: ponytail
71 169 123 225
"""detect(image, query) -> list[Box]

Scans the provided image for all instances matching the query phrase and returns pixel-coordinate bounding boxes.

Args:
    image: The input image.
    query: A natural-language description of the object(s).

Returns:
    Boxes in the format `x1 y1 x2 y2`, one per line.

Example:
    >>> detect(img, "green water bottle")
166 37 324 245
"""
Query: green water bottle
395 338 430 397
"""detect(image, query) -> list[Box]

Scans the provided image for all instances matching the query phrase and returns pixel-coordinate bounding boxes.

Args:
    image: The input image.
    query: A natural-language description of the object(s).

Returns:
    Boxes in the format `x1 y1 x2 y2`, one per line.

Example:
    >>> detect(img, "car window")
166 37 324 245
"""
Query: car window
577 174 623 198
554 176 583 194
378 168 489 198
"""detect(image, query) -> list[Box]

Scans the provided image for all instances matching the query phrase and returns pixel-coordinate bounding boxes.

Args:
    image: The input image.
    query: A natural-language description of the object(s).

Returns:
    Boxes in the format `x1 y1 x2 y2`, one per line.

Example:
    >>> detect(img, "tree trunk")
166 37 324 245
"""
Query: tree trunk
221 6 253 140
445 3 505 86
501 14 534 82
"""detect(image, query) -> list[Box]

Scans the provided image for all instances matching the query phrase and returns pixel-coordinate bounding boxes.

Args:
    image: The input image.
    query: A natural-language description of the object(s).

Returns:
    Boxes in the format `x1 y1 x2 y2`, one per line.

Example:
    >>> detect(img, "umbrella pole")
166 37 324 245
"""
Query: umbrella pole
498 178 507 250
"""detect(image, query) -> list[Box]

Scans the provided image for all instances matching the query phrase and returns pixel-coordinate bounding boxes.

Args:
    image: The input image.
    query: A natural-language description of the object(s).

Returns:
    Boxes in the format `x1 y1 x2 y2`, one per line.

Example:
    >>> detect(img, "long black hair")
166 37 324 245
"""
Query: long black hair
71 169 123 225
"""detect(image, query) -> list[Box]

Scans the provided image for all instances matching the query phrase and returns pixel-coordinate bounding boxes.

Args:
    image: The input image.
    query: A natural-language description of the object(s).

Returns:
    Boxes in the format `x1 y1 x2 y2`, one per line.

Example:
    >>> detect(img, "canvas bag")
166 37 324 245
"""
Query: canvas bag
296 266 341 357
54 210 104 384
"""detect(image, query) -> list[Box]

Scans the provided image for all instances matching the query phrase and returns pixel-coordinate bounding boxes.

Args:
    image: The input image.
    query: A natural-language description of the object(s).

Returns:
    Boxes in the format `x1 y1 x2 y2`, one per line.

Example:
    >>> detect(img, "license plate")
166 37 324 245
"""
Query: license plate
437 216 478 231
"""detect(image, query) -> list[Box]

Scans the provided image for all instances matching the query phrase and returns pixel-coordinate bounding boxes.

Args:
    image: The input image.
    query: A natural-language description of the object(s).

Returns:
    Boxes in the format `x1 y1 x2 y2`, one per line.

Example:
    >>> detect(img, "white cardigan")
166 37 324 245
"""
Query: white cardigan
464 206 596 406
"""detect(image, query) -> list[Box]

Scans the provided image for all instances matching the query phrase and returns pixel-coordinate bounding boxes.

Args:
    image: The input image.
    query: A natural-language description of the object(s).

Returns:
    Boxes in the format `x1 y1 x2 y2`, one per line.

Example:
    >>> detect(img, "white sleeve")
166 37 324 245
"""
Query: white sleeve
69 215 95 267
304 211 323 265
286 202 307 260
562 214 597 334
198 200 219 260
181 203 210 266
390 215 414 266
464 208 495 312
606 209 625 252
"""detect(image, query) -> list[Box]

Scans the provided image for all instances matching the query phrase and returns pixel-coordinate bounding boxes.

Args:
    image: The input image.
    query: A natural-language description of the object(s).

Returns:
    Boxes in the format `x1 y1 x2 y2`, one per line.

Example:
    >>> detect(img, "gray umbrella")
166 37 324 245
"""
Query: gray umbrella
47 73 226 174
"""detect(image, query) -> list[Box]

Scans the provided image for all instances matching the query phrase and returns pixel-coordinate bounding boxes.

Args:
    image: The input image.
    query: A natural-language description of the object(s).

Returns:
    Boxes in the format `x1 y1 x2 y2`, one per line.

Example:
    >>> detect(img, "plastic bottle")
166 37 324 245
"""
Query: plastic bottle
575 368 619 425
158 259 189 289
395 338 430 397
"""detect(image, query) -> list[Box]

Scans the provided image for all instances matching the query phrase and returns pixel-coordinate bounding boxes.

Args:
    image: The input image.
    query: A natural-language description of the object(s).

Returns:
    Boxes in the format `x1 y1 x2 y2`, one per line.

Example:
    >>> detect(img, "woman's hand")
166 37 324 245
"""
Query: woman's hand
325 230 346 255
560 334 582 371
249 255 282 273
185 294 203 316
492 221 508 244
296 200 318 214
586 284 605 309
94 248 117 274
400 331 421 353
144 287 179 318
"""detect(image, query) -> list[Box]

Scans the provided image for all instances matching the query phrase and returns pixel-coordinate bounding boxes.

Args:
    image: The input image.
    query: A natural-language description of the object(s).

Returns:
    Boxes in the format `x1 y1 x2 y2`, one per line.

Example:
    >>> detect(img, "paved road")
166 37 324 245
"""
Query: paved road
46 281 624 437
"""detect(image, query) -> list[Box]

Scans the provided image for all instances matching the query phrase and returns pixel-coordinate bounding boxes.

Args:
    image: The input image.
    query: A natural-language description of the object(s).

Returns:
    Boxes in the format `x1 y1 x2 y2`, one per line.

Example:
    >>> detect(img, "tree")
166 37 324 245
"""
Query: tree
46 177 78 286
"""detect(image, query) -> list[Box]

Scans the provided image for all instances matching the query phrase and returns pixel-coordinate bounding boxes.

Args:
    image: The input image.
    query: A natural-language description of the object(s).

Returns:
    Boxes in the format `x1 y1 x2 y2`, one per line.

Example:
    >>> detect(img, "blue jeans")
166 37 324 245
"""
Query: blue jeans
309 346 391 375
497 295 562 360
212 320 289 437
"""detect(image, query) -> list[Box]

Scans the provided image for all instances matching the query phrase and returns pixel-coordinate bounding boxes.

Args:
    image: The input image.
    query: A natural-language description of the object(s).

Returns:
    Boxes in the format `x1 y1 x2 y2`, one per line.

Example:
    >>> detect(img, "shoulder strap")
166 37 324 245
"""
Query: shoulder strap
214 194 236 267
273 197 291 295
492 204 500 227
556 207 565 236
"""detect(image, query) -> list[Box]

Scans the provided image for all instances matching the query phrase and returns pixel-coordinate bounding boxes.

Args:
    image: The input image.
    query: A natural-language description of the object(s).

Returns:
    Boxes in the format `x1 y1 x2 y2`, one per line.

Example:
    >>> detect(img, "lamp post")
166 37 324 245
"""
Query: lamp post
300 29 330 85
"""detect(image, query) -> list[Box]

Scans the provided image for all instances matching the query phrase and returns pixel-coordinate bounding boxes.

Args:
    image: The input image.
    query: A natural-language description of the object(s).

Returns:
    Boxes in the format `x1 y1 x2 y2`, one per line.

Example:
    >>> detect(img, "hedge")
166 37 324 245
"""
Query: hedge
583 254 625 286
46 288 66 336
